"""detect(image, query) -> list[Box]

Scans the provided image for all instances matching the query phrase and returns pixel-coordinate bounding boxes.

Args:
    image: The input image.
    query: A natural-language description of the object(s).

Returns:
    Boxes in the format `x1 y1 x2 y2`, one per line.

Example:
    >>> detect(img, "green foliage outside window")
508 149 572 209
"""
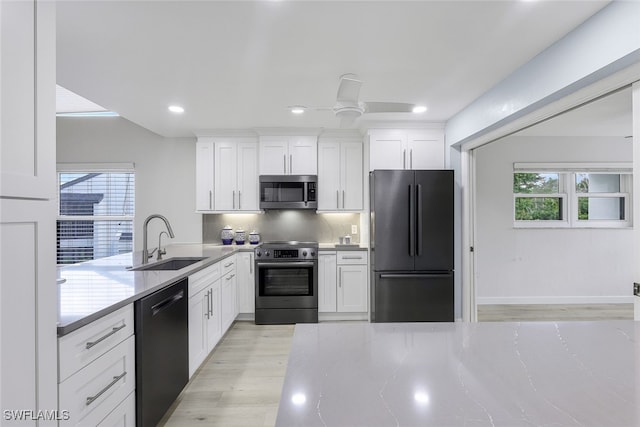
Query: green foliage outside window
514 173 562 221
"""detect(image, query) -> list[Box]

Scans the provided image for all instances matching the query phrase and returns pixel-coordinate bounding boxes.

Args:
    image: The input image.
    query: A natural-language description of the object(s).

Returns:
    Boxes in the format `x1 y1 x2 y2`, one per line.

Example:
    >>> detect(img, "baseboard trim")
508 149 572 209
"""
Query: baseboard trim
477 296 634 305
319 312 368 322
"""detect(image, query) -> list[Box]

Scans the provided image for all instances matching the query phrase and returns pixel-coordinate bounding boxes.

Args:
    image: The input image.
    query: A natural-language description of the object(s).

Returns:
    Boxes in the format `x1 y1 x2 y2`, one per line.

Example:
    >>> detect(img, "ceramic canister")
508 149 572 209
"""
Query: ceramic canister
235 229 246 245
249 230 260 245
221 225 234 245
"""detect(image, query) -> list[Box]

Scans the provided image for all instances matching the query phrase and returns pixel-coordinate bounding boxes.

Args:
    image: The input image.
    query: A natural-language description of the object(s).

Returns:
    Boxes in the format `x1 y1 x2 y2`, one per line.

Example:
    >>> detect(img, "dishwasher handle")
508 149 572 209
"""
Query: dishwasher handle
151 290 185 316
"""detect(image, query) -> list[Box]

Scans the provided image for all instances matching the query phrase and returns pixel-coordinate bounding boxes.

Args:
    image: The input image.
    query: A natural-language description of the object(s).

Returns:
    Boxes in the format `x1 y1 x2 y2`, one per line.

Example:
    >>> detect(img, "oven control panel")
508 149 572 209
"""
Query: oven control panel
255 246 317 260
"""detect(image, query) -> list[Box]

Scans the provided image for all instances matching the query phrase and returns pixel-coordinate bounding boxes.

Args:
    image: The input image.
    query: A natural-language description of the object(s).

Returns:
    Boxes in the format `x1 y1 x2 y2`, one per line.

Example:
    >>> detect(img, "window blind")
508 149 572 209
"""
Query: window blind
57 171 135 265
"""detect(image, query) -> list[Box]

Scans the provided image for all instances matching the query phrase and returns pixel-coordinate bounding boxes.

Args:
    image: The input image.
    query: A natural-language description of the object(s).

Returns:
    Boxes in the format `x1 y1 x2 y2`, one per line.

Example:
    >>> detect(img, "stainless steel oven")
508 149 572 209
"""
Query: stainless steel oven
259 175 317 210
255 241 318 324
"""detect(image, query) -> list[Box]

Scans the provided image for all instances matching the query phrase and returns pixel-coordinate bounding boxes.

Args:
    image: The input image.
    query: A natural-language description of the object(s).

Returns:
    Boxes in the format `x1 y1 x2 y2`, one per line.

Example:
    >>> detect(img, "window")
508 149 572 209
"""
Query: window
57 164 135 264
513 163 631 228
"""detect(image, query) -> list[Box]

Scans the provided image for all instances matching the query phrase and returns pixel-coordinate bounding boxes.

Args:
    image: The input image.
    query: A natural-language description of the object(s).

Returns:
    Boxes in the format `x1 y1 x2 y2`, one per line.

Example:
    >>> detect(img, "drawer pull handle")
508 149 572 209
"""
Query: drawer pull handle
224 262 233 268
85 371 127 406
341 256 362 260
85 324 127 349
226 274 235 281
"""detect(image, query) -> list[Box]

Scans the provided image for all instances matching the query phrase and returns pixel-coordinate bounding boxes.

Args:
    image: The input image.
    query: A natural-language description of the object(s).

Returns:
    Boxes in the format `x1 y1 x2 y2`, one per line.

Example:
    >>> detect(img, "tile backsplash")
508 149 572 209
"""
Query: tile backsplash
203 211 361 244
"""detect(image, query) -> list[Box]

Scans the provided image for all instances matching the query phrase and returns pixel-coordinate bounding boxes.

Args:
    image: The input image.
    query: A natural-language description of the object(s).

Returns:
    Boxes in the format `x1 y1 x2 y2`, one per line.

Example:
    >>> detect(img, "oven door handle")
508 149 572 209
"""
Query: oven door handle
256 261 316 268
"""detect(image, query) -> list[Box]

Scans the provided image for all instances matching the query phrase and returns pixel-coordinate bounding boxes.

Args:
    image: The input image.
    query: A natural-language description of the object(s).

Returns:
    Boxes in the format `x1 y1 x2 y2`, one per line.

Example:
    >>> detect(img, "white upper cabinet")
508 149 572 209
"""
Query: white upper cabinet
196 137 259 212
1 0 56 199
318 139 363 211
369 129 444 171
259 136 317 175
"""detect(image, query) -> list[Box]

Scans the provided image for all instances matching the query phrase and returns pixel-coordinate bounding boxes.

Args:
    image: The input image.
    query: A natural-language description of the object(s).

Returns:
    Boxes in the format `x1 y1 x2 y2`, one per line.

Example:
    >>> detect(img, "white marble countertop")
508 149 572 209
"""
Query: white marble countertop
318 243 368 250
277 321 640 427
57 243 253 335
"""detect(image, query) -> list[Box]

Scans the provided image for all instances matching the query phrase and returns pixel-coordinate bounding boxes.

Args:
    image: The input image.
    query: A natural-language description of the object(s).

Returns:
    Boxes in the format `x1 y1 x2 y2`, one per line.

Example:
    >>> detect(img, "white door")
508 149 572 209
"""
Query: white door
188 289 208 377
195 140 215 211
369 130 407 171
237 252 255 314
207 282 223 351
318 253 337 312
236 142 259 211
221 273 236 331
317 142 341 210
214 142 238 210
259 137 288 174
340 141 363 210
289 136 317 175
1 1 55 200
337 265 368 312
407 131 445 169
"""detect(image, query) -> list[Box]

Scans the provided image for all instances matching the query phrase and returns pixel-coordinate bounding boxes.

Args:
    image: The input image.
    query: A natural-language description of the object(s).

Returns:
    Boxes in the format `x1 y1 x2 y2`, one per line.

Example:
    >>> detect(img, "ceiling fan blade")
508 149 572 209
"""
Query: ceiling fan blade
364 102 415 113
336 76 362 104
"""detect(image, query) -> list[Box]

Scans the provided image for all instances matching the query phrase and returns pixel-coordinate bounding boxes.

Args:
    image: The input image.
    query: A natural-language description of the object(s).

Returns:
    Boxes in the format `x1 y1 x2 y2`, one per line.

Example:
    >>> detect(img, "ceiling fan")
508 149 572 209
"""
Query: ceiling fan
293 73 425 126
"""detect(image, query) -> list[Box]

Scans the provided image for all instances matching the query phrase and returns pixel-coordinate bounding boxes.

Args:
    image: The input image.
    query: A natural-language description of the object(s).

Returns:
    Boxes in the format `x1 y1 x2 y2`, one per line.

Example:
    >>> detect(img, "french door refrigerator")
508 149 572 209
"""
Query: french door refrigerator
370 169 454 322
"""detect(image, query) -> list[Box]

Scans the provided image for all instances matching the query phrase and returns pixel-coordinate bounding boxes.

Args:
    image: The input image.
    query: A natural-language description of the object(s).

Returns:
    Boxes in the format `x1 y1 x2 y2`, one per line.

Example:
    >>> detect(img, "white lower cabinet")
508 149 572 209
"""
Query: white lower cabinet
319 251 368 315
237 252 255 314
59 335 135 427
188 257 237 378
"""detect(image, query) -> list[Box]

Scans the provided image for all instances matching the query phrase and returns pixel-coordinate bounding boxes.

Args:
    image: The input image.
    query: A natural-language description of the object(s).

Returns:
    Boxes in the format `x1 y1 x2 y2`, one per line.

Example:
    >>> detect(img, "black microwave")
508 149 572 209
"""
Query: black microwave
259 175 317 210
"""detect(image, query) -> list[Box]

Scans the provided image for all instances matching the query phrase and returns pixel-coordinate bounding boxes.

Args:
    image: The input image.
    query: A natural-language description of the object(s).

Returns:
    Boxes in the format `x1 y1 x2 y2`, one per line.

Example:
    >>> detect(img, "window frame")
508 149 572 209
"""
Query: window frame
513 162 632 229
57 163 135 265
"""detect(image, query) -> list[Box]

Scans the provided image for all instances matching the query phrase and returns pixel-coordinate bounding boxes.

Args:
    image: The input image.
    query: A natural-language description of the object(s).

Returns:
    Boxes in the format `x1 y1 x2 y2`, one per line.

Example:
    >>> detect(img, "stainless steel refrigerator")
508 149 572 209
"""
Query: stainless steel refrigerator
370 169 454 322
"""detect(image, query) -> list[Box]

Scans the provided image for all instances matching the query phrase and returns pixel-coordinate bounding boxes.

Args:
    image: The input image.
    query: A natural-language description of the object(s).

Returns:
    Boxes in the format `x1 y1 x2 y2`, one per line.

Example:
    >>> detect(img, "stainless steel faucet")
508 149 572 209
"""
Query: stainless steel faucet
157 231 169 261
142 214 175 264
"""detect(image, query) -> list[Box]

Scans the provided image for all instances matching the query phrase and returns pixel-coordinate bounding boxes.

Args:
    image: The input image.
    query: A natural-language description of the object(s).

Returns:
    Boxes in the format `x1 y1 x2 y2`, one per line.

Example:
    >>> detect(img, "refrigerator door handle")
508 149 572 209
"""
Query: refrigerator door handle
416 184 422 256
408 184 415 257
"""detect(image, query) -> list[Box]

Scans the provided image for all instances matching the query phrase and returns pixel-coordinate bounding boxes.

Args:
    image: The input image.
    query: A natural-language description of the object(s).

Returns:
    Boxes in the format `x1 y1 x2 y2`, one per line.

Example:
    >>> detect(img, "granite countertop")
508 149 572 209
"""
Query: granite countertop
277 321 640 427
56 243 254 336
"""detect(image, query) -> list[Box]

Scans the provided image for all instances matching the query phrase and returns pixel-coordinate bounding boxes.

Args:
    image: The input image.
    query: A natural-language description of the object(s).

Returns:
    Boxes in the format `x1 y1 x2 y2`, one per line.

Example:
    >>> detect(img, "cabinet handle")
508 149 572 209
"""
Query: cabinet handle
284 155 287 174
224 262 233 268
205 289 211 319
226 274 235 281
238 191 242 210
336 190 340 209
342 190 345 209
341 255 362 260
86 371 127 406
209 289 214 317
250 256 253 274
338 267 342 287
85 324 126 349
233 190 236 209
209 190 212 209
403 149 407 169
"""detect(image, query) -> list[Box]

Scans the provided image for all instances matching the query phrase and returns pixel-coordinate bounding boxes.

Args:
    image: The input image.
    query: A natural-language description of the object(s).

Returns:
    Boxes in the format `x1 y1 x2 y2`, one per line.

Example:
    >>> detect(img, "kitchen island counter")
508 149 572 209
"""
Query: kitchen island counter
277 321 640 427
57 244 252 336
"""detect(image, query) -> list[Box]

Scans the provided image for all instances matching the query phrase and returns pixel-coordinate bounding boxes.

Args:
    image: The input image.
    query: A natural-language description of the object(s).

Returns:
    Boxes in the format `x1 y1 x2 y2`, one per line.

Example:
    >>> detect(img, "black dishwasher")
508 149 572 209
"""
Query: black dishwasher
135 278 188 427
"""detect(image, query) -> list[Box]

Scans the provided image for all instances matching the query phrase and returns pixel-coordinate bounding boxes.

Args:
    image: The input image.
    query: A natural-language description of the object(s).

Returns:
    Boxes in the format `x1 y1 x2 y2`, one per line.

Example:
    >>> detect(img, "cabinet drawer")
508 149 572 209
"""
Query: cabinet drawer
189 262 221 297
97 391 135 427
59 335 135 427
221 255 236 276
337 251 368 265
59 305 134 382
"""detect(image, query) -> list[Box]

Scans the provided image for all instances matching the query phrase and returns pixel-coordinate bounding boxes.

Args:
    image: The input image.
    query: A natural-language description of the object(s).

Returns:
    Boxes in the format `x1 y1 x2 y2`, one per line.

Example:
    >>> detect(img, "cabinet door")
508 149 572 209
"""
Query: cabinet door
407 131 445 169
259 137 288 175
236 252 255 314
337 265 368 312
340 142 363 210
214 142 238 210
188 289 208 378
96 392 135 427
289 136 317 175
195 140 215 211
317 142 341 210
318 253 337 312
1 1 55 200
369 131 406 171
207 282 222 351
236 142 259 211
221 272 237 332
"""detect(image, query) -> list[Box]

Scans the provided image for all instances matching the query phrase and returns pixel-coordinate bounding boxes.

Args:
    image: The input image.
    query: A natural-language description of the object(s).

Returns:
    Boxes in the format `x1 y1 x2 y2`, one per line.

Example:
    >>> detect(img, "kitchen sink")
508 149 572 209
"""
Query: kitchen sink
130 257 207 271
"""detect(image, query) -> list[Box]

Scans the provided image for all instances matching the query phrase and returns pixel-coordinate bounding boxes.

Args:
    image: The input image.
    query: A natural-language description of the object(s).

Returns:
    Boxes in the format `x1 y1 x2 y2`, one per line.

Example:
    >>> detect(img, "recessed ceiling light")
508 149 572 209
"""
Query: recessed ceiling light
412 105 427 114
291 106 306 114
168 105 185 113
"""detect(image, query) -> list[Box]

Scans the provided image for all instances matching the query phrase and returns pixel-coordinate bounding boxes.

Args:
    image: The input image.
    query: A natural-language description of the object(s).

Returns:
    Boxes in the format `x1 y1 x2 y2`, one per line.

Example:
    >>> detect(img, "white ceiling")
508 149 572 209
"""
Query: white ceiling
56 0 611 138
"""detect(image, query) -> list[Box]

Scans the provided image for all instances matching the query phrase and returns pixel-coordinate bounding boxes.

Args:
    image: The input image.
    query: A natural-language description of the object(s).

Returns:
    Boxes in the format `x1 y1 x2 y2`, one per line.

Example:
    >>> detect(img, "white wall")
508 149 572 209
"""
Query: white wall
475 135 633 304
57 117 201 250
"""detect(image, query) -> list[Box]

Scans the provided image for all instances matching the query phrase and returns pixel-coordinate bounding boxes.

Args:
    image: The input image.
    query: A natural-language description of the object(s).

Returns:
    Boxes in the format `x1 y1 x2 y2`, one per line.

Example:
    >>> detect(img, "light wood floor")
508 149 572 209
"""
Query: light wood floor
160 304 633 426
